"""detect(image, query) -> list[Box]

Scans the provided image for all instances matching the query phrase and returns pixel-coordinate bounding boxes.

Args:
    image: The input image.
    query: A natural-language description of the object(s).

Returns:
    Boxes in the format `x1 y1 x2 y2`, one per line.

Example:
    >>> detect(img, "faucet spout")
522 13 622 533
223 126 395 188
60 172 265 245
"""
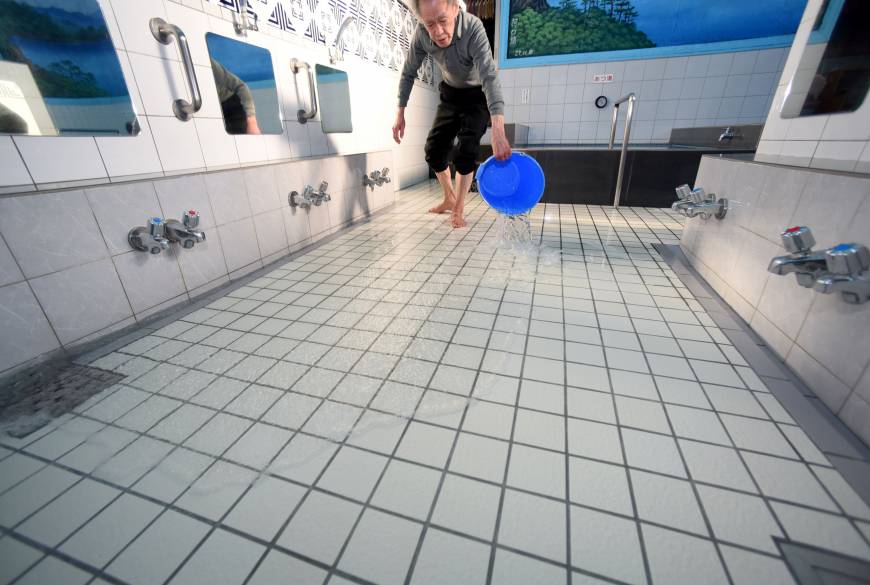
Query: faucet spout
329 16 357 63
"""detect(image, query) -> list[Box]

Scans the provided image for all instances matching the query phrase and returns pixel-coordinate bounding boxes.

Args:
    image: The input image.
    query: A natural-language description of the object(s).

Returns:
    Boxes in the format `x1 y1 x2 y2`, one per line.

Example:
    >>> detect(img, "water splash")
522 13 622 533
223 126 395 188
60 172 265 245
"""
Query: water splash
499 214 532 250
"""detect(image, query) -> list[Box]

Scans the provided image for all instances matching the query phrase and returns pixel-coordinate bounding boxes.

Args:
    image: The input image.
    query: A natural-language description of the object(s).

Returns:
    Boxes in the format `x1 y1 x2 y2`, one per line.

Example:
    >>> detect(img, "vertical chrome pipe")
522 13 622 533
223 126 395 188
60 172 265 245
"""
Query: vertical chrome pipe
608 93 636 209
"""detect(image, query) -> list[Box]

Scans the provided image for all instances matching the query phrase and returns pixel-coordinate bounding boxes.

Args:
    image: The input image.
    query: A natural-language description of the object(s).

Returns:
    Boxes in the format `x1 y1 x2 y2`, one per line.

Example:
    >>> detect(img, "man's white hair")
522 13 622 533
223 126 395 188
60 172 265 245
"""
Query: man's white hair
410 0 462 17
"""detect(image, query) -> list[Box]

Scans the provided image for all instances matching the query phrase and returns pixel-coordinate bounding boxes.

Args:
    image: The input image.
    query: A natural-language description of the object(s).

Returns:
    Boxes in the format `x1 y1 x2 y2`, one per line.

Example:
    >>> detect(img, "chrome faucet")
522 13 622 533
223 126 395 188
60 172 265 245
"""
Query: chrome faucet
718 127 740 143
164 210 206 249
363 172 377 191
376 167 391 186
813 243 870 304
671 184 727 220
289 185 314 209
311 181 331 206
768 226 831 288
129 217 170 255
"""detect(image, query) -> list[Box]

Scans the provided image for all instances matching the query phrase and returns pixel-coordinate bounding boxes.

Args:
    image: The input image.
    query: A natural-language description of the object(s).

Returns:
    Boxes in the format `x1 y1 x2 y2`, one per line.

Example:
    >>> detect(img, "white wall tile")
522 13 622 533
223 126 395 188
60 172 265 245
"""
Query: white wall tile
0 235 23 288
531 68 549 86
30 258 132 345
86 181 164 256
0 190 109 279
218 217 260 272
113 249 186 314
0 282 60 373
149 116 206 173
283 206 311 246
109 0 171 59
96 120 164 179
0 137 33 188
821 102 870 142
204 169 252 225
236 135 270 165
778 141 816 167
307 196 331 236
175 227 228 290
153 174 214 227
244 166 283 215
729 52 757 75
753 49 783 74
13 137 107 185
127 53 187 118
253 209 289 257
811 142 863 172
164 2 212 67
194 118 240 169
707 54 734 76
659 79 682 101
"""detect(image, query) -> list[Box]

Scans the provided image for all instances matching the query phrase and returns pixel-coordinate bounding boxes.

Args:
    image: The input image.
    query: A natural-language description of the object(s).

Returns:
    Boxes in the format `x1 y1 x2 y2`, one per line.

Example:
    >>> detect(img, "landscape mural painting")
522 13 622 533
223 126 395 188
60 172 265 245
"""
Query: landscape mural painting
0 0 138 136
505 0 807 63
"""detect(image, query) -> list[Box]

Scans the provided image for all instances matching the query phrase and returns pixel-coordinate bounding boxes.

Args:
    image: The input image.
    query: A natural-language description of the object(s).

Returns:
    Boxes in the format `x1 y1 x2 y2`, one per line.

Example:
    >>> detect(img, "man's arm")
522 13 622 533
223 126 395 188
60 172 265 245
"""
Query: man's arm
397 27 427 109
468 19 511 160
394 27 427 143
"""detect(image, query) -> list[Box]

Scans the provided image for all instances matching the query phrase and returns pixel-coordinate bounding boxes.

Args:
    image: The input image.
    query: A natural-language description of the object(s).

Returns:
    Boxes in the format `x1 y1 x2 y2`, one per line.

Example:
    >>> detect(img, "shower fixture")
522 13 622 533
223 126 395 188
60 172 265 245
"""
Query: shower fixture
329 16 357 63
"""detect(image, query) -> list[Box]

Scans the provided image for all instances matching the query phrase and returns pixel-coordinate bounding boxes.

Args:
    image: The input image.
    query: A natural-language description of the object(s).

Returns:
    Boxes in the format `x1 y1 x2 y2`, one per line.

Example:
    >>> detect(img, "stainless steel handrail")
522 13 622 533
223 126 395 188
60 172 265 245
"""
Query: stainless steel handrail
291 58 318 124
607 93 637 208
150 18 202 121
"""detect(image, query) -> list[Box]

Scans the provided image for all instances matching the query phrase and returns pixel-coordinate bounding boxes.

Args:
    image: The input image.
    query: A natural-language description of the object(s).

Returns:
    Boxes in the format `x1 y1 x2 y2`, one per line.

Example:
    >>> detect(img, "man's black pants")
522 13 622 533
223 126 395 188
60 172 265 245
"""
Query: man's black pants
424 82 489 176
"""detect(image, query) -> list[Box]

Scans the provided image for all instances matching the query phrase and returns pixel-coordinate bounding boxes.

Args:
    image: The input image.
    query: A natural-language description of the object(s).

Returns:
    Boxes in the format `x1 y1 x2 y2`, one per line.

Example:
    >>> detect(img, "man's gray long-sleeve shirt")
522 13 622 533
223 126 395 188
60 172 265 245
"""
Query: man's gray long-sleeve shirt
398 10 504 115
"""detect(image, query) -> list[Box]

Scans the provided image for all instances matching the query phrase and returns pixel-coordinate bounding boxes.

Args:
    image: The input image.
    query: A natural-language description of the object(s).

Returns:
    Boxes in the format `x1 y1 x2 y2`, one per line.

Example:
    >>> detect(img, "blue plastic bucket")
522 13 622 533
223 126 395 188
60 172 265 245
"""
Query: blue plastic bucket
476 152 545 216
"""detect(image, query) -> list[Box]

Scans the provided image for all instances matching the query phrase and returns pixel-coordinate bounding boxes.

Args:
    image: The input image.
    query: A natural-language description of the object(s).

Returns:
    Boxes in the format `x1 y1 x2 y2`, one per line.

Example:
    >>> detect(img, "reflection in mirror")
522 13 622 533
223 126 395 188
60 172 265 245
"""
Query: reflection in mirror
0 0 139 136
205 33 282 135
781 0 870 118
315 64 352 133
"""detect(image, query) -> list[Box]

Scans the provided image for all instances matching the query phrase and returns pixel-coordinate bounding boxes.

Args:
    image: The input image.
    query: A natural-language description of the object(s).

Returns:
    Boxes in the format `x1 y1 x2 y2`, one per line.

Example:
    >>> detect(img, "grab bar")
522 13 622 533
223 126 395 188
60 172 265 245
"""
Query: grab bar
607 93 636 208
291 58 318 124
150 18 202 121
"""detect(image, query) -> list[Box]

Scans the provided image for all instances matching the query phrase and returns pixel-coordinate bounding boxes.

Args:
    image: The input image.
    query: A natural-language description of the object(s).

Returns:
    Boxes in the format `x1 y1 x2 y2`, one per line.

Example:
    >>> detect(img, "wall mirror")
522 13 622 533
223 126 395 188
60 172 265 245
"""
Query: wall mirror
315 64 352 133
0 0 139 136
781 0 870 118
205 33 282 134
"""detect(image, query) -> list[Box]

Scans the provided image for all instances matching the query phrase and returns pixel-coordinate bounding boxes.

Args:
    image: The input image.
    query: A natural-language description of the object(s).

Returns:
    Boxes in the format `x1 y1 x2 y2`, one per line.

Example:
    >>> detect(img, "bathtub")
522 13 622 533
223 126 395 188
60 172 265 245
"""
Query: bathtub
477 143 756 208
471 124 761 207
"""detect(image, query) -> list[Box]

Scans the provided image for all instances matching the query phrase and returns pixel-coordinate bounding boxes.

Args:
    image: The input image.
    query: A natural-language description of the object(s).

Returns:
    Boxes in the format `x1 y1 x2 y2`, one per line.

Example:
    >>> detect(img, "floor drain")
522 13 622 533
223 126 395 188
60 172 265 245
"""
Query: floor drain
779 541 870 585
0 362 124 438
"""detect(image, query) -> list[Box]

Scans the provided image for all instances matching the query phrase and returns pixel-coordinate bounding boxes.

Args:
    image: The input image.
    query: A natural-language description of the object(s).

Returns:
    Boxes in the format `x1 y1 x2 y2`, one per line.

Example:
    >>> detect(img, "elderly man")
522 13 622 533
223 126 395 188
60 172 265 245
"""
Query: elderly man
392 0 511 228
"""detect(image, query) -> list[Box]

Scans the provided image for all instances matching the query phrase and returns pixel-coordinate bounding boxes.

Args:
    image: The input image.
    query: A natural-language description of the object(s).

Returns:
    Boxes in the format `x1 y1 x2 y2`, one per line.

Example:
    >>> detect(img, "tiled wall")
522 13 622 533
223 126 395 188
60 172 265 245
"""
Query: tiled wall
756 0 870 173
0 0 439 194
497 47 789 145
0 151 396 377
680 155 870 444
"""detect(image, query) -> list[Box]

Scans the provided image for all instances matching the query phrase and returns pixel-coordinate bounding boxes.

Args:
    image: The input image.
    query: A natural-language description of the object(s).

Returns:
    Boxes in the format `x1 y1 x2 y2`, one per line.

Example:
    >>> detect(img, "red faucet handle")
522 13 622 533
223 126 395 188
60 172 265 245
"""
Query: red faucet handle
183 209 200 229
781 226 814 254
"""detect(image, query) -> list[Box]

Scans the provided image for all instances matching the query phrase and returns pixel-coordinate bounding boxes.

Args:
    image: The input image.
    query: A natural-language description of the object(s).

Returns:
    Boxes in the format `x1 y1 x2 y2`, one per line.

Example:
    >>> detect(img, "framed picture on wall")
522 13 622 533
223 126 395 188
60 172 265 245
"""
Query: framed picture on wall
500 0 807 68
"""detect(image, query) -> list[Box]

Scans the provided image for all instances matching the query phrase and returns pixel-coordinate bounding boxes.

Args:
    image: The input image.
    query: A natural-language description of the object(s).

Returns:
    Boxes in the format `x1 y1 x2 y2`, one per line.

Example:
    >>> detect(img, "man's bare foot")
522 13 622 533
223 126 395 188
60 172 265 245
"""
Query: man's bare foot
451 208 467 228
429 197 455 214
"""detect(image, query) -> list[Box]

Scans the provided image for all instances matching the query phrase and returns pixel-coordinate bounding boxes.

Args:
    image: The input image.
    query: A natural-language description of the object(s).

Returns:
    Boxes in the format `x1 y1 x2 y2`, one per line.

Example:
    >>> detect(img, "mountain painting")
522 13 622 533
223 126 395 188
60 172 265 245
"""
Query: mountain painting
506 0 807 59
0 0 128 99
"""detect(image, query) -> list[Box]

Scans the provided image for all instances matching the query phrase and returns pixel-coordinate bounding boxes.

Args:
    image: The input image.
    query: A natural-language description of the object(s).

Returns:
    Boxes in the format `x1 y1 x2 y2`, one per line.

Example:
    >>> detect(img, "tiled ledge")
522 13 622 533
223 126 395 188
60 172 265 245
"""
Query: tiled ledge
655 243 870 509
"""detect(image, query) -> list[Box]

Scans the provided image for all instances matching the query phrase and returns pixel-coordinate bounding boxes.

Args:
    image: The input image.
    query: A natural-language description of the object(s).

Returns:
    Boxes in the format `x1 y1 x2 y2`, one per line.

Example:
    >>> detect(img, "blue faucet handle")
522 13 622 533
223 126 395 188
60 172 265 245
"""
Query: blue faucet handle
826 244 870 276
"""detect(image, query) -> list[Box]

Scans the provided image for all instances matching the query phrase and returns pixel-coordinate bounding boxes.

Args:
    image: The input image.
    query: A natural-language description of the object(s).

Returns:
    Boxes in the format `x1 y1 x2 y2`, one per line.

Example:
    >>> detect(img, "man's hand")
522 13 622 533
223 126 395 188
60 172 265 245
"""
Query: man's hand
392 108 406 144
490 114 512 161
246 115 262 135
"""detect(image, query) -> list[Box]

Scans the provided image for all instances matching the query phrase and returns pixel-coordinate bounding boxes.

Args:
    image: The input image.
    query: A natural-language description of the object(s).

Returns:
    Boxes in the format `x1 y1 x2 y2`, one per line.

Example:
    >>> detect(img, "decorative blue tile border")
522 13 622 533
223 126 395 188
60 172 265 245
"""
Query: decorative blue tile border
213 0 433 83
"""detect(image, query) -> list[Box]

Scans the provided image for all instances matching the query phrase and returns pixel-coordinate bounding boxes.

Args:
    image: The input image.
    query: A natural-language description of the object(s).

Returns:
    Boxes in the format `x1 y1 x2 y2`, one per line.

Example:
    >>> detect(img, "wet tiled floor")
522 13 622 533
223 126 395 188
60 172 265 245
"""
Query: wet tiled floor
1 181 869 585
